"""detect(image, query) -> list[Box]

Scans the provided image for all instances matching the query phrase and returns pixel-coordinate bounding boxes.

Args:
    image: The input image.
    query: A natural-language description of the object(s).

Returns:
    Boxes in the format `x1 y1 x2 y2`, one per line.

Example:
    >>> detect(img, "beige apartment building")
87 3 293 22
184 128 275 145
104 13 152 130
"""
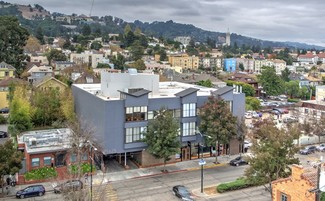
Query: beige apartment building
168 54 199 70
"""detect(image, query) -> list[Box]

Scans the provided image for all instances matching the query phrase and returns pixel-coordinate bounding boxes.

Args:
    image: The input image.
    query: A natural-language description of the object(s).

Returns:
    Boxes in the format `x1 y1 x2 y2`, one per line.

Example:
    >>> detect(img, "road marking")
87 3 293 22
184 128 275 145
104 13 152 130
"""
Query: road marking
147 186 163 190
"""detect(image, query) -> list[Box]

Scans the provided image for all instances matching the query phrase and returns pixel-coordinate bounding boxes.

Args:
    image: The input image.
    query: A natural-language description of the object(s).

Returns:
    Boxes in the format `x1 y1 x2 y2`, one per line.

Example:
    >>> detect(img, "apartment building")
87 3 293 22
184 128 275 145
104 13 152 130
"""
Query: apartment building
199 57 223 70
70 51 104 68
224 58 237 72
168 54 199 70
72 70 245 167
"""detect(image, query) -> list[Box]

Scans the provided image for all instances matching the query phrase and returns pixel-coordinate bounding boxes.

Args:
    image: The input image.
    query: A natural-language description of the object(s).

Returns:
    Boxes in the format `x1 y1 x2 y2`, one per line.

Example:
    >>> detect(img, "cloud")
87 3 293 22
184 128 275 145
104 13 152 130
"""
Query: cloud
9 0 325 47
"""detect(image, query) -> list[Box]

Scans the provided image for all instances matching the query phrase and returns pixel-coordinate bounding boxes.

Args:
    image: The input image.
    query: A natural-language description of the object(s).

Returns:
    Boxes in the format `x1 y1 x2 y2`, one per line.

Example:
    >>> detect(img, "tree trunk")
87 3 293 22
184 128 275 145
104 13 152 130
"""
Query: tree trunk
215 141 219 163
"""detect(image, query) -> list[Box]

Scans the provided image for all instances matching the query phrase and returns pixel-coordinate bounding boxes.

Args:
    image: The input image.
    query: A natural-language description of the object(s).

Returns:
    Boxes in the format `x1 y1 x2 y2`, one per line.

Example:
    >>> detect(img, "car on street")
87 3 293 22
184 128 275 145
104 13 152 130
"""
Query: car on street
299 146 317 155
0 107 9 114
0 131 8 138
244 140 252 149
229 156 249 166
172 185 194 201
16 185 45 199
54 180 83 193
316 144 325 152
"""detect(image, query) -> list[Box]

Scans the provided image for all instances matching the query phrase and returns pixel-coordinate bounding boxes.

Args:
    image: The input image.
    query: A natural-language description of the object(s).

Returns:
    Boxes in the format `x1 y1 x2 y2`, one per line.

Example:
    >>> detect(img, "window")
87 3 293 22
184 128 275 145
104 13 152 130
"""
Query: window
43 157 51 166
125 127 146 143
281 193 288 201
125 106 148 122
32 158 40 167
305 109 309 114
82 153 88 161
70 154 77 163
182 122 196 136
183 103 196 117
148 111 154 120
173 109 181 118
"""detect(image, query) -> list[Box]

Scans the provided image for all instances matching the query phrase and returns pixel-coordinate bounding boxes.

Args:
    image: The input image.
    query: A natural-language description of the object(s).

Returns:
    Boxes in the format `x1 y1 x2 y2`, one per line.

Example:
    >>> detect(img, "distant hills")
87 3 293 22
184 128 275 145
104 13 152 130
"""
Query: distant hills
1 1 324 50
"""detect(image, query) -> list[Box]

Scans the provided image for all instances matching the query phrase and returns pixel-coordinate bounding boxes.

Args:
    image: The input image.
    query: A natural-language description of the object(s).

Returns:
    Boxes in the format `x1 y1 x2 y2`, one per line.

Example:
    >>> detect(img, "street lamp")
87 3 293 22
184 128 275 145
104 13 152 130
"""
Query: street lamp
87 141 97 201
196 131 211 193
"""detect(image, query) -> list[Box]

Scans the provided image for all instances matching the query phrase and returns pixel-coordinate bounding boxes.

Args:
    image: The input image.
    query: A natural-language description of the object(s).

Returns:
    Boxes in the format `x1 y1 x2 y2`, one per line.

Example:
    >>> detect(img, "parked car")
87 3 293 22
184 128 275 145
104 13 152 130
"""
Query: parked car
316 144 325 152
0 107 9 114
0 131 8 138
54 180 83 193
244 140 252 149
16 185 45 199
229 156 249 166
172 185 194 201
299 146 317 155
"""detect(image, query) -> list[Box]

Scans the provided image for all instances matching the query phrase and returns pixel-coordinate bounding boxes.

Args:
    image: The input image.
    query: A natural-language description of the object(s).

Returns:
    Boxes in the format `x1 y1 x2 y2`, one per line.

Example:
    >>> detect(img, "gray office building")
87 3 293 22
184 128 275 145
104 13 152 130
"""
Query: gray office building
72 70 245 167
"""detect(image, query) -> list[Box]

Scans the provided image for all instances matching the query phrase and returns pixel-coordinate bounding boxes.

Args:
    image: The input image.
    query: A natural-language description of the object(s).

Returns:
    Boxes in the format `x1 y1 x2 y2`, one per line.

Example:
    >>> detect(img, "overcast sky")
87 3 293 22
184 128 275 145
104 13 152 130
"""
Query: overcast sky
10 0 325 47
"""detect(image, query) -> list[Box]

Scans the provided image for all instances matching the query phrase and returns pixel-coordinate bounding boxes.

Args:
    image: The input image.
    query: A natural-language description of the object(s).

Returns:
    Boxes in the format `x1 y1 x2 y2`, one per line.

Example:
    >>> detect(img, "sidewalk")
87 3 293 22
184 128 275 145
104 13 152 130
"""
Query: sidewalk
92 154 235 184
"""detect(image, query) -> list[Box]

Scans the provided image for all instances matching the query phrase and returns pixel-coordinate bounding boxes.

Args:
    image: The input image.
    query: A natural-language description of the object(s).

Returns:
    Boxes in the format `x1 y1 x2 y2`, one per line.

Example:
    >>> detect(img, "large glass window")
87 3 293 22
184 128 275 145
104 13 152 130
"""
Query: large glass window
43 157 51 166
125 127 146 143
32 158 40 167
125 106 148 122
70 154 77 163
82 153 88 161
182 122 196 136
183 103 196 117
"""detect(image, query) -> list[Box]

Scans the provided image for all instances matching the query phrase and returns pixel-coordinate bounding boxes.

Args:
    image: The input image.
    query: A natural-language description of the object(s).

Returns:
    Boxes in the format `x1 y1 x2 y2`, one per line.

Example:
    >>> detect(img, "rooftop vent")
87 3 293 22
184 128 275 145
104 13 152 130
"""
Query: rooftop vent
128 68 138 75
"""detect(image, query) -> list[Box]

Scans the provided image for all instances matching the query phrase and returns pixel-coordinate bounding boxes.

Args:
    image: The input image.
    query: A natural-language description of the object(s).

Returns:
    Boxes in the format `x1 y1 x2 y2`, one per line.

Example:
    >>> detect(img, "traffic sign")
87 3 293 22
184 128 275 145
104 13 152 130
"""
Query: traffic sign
198 159 206 166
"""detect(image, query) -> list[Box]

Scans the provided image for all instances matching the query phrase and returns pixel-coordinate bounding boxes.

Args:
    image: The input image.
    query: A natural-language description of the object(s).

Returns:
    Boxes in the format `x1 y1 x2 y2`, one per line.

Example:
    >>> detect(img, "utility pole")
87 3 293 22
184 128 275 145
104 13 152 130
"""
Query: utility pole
316 163 321 201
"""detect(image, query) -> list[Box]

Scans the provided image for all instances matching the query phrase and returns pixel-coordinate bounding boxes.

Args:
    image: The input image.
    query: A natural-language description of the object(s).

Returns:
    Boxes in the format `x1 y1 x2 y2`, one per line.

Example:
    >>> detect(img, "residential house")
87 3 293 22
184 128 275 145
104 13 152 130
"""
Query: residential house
199 57 223 70
223 58 237 72
27 65 53 84
297 53 318 65
29 54 49 65
16 128 92 184
34 76 68 92
228 73 260 96
53 61 75 71
70 51 104 68
272 164 320 201
272 59 287 75
254 59 267 73
0 62 15 80
318 52 325 64
236 58 255 72
174 36 191 46
316 85 325 101
289 73 310 88
74 72 100 84
305 76 322 87
72 70 245 167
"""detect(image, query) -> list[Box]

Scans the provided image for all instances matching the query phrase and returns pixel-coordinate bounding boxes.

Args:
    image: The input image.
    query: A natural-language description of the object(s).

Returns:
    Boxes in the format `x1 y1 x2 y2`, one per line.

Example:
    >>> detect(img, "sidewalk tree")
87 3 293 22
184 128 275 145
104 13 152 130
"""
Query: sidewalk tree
257 66 284 96
199 96 237 163
246 97 261 111
143 108 180 172
236 117 247 155
0 16 29 76
285 81 299 98
0 140 23 194
245 120 299 195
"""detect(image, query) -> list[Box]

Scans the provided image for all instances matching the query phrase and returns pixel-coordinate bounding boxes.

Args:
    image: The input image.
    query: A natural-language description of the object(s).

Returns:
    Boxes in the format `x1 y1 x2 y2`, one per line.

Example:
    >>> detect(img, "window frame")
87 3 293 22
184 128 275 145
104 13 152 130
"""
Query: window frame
43 156 51 166
31 158 40 167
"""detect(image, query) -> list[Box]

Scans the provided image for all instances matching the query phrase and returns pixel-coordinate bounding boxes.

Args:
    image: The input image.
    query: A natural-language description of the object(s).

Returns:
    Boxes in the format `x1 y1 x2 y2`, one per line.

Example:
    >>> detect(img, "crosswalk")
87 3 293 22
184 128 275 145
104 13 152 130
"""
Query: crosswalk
92 183 118 201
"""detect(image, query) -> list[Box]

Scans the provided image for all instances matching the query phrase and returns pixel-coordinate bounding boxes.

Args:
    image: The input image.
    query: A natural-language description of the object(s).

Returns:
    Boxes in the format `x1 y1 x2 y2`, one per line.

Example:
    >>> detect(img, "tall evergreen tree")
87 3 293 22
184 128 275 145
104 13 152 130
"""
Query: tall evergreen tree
35 26 45 45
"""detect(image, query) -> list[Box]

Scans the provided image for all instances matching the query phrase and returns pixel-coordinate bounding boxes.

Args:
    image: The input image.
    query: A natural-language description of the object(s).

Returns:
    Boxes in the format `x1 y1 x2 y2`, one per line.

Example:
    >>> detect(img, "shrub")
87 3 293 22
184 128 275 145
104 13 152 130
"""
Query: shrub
25 167 57 181
287 98 299 103
69 163 95 174
217 178 252 193
0 115 6 124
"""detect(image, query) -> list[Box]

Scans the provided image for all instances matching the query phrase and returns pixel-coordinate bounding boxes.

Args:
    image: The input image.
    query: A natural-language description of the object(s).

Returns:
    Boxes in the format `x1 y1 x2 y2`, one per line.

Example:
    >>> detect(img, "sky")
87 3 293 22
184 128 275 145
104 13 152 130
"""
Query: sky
10 0 325 47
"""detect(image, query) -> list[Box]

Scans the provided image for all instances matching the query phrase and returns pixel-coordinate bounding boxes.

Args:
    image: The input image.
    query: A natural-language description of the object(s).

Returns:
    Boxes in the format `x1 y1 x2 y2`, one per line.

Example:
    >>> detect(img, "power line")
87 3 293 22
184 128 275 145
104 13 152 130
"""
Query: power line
89 0 95 17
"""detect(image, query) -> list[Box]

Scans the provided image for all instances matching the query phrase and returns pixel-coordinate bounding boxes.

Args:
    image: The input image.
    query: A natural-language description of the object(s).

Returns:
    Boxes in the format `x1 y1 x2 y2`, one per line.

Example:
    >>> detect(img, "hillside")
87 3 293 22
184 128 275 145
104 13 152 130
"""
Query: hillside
0 1 324 50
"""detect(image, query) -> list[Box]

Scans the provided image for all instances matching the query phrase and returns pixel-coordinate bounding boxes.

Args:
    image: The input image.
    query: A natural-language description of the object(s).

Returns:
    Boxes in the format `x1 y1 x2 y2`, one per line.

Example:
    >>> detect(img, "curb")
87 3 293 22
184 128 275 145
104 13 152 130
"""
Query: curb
131 169 188 180
186 162 227 171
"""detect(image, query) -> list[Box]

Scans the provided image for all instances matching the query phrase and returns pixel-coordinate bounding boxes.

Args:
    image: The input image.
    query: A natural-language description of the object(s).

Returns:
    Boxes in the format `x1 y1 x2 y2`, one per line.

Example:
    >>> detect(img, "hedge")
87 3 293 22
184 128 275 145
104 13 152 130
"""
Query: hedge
0 115 6 124
69 163 95 174
25 167 57 181
287 98 300 103
217 178 252 193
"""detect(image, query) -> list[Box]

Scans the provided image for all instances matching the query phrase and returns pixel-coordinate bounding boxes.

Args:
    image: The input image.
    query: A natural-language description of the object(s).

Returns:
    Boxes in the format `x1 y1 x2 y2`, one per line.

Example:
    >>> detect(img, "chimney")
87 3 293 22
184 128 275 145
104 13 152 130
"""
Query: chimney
291 164 304 181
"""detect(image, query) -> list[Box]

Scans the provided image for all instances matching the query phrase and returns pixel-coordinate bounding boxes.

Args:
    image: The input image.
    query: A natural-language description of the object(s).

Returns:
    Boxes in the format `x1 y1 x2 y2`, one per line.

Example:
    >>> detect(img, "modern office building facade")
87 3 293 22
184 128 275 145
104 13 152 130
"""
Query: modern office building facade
72 70 245 166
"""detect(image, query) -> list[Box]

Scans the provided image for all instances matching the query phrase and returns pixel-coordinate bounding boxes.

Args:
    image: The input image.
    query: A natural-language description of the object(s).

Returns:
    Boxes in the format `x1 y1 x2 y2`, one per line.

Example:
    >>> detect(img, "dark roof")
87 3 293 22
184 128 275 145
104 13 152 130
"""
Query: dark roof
0 77 26 87
0 62 15 70
118 89 151 97
54 61 75 64
213 86 233 96
175 88 199 97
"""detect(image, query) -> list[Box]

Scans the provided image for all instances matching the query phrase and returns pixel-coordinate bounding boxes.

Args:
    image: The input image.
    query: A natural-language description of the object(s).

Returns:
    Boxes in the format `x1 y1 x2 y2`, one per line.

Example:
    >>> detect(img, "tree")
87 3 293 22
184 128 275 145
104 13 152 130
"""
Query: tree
285 81 299 98
46 49 67 64
159 49 167 61
128 59 146 71
0 16 29 76
257 66 285 96
199 96 237 163
24 36 41 53
35 26 45 45
81 24 91 36
129 40 144 61
245 120 299 194
281 67 290 82
239 63 244 71
225 80 255 97
143 108 180 172
111 53 126 70
0 140 23 195
246 97 261 111
90 41 102 50
196 79 213 87
236 117 247 155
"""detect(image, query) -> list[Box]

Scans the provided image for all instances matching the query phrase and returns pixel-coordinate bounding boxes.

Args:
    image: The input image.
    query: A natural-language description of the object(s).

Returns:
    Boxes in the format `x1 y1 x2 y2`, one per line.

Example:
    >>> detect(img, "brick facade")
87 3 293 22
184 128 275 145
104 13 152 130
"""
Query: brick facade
272 165 316 201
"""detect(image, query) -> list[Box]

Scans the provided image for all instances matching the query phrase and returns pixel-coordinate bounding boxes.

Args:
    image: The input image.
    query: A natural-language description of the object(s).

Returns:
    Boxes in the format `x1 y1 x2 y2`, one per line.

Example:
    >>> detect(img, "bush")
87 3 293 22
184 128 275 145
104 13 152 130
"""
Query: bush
217 178 252 193
25 167 57 181
69 163 95 174
0 115 6 124
287 98 300 103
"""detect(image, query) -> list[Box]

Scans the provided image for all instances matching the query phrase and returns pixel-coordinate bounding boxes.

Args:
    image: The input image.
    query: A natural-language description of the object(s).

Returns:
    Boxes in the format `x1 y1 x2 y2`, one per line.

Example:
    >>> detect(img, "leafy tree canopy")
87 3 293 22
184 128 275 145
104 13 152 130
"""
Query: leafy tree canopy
226 80 255 97
257 66 285 96
246 97 261 111
196 79 213 87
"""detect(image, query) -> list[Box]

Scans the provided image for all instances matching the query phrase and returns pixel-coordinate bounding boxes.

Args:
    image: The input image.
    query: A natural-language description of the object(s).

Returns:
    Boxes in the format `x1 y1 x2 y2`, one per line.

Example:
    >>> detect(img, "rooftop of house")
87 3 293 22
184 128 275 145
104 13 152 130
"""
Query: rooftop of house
18 128 71 154
0 62 15 70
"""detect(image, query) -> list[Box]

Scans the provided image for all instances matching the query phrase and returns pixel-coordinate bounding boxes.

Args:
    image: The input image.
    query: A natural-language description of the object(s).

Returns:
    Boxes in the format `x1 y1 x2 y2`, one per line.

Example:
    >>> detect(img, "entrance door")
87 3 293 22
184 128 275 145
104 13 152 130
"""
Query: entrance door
181 147 190 160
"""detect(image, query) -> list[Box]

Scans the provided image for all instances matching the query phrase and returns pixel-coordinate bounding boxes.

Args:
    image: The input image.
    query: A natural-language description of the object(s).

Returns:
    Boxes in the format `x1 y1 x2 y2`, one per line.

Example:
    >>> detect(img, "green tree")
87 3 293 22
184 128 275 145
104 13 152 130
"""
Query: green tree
245 120 299 194
0 16 29 76
143 108 181 171
129 40 144 61
81 24 91 36
90 41 102 50
196 79 213 87
281 67 290 82
299 86 310 100
111 53 126 70
199 96 237 163
246 97 261 111
0 140 23 194
225 80 255 97
128 59 146 71
46 49 67 64
257 66 285 96
159 49 167 61
285 81 299 98
239 63 244 71
35 26 45 45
